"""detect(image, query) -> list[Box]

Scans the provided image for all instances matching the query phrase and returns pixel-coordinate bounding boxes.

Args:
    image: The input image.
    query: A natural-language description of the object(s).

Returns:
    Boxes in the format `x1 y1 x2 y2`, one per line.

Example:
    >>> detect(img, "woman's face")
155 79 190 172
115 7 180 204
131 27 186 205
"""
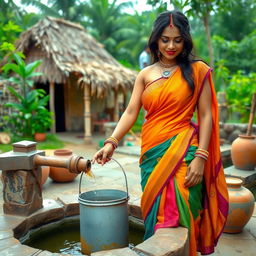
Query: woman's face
157 25 184 64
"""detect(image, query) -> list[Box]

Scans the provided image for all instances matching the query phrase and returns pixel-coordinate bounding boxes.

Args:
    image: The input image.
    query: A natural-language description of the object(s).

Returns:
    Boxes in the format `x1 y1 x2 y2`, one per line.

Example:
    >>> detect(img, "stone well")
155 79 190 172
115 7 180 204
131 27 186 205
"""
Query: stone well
0 196 189 256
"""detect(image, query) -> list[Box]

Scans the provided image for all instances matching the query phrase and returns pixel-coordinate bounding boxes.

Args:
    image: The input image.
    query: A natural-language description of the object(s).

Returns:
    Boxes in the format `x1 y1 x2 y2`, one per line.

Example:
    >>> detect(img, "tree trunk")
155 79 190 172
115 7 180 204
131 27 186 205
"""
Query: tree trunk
203 13 214 68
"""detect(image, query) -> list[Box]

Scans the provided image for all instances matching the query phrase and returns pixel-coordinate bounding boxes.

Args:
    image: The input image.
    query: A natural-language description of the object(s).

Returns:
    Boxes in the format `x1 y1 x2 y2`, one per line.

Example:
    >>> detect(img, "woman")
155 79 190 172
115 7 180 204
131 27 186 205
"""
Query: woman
93 10 228 256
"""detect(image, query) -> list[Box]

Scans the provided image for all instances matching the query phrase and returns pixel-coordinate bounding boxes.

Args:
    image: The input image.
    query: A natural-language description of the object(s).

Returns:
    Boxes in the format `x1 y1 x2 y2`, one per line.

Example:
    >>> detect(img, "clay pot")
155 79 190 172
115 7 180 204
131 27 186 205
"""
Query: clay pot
231 135 256 170
0 132 11 144
34 132 46 142
224 176 255 233
49 149 78 182
41 166 50 187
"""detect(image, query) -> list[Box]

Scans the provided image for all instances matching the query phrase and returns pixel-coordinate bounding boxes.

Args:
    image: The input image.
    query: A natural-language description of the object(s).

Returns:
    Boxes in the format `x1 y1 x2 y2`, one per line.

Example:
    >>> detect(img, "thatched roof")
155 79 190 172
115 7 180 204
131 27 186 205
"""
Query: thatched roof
15 16 137 97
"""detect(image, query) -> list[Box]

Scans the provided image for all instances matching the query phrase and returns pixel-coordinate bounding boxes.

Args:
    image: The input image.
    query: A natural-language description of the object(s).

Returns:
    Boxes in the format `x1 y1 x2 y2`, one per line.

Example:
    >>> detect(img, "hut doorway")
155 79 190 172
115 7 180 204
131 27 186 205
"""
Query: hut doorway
36 83 66 132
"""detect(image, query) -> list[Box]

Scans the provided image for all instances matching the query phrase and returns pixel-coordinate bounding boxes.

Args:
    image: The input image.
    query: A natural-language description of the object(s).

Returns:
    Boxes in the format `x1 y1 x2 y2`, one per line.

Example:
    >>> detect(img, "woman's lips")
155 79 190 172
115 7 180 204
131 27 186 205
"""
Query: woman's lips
166 51 176 55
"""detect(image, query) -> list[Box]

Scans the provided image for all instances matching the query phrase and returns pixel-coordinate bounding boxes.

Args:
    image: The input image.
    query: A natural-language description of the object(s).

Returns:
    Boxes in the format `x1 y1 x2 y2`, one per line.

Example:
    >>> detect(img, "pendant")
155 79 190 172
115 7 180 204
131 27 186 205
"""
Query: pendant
162 70 171 78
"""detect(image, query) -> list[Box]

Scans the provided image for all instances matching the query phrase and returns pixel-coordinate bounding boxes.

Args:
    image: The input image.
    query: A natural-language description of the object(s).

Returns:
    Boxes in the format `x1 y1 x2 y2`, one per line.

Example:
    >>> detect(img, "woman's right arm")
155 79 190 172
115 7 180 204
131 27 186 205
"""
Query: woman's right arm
92 70 146 165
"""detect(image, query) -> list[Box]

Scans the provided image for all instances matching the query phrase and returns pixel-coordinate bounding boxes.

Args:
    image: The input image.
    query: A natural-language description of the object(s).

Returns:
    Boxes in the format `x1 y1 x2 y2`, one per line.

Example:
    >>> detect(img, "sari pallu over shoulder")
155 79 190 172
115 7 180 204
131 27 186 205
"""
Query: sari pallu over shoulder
140 61 229 255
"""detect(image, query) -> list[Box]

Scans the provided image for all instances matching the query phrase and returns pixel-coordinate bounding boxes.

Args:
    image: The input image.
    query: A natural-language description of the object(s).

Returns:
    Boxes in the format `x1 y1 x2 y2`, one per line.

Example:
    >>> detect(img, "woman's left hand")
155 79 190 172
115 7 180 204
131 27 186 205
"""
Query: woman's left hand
184 157 205 187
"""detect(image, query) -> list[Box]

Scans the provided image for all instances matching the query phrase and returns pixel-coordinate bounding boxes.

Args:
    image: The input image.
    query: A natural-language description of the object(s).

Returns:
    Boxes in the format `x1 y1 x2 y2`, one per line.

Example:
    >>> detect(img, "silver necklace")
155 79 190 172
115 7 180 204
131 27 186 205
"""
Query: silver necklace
158 61 177 78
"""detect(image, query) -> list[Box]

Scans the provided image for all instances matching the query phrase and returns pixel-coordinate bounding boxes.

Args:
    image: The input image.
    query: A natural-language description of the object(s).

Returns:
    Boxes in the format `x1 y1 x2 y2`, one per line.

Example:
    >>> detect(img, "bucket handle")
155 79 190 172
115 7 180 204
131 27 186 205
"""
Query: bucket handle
79 157 129 198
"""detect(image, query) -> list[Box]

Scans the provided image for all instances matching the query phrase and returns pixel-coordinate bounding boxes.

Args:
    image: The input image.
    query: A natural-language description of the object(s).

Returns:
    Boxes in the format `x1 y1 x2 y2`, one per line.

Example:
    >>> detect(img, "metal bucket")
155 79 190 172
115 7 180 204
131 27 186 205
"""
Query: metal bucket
78 158 129 255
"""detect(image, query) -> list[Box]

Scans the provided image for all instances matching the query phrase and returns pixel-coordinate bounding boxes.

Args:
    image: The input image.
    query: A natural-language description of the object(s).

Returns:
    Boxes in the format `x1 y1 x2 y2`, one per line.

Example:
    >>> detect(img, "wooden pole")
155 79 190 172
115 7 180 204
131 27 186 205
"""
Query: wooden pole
246 93 256 136
49 81 56 134
114 91 119 122
84 84 92 144
114 90 119 122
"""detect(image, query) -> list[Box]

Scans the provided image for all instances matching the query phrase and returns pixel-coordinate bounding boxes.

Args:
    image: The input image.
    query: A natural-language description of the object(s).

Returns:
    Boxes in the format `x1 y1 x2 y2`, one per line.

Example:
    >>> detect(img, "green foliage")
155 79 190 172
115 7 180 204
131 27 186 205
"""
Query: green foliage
31 108 53 133
213 31 256 74
4 88 53 136
21 0 87 22
170 0 232 16
212 0 256 42
190 17 208 61
214 59 230 92
146 0 167 12
118 59 135 69
83 0 132 59
115 10 157 66
2 53 42 96
0 20 22 59
0 0 22 24
2 51 53 137
226 71 256 122
0 20 22 42
0 42 16 52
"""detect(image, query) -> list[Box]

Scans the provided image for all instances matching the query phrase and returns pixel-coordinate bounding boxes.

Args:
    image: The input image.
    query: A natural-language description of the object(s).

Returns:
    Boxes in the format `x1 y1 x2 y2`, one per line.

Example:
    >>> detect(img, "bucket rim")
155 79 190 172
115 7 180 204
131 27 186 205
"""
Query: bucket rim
78 189 129 206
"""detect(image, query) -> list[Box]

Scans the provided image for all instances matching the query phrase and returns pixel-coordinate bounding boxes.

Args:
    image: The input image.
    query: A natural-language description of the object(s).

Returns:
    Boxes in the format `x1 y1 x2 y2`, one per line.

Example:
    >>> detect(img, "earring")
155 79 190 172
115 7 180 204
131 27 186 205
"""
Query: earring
157 50 162 58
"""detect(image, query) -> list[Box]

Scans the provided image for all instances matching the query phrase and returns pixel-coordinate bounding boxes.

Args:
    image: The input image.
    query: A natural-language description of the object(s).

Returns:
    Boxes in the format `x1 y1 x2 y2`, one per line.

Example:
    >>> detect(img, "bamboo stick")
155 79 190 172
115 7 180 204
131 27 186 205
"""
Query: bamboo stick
246 93 256 136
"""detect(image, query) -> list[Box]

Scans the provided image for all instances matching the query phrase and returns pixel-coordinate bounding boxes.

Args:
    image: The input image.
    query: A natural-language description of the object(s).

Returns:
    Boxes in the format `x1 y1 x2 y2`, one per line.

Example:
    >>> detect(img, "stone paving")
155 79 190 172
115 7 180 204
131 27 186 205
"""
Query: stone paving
0 132 256 255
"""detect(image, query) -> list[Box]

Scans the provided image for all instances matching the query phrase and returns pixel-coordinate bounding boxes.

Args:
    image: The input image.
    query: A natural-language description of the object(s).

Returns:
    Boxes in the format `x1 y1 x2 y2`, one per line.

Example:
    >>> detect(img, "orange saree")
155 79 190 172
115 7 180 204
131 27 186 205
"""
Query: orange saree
140 61 228 255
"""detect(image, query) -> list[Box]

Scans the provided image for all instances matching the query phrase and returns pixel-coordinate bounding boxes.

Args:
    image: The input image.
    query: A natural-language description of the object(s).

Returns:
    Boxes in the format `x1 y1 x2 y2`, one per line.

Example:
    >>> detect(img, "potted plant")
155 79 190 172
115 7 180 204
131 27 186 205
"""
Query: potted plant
32 107 53 142
231 93 256 170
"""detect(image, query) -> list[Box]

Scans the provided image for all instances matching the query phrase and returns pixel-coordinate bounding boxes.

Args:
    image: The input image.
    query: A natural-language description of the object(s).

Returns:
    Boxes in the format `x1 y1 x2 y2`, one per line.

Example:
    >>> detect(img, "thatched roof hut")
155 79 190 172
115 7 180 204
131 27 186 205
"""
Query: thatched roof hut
16 16 136 97
15 16 137 142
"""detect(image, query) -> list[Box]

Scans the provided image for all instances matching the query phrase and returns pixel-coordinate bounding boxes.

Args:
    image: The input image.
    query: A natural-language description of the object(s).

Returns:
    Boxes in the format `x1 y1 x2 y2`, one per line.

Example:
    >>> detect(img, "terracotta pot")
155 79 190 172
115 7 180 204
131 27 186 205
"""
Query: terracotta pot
49 149 78 182
41 166 50 187
34 132 46 142
0 132 11 144
224 176 255 233
231 134 256 170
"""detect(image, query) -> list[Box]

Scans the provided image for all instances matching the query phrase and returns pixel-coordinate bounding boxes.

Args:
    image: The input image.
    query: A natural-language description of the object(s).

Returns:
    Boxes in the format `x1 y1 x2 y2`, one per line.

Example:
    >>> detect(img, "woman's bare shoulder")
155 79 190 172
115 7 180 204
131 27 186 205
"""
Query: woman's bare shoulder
138 64 156 75
137 63 160 85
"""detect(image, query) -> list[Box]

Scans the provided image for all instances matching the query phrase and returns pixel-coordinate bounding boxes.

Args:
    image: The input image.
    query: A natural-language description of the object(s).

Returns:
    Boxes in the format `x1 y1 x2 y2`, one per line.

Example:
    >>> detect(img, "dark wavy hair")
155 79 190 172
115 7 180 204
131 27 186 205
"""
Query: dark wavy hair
148 10 195 91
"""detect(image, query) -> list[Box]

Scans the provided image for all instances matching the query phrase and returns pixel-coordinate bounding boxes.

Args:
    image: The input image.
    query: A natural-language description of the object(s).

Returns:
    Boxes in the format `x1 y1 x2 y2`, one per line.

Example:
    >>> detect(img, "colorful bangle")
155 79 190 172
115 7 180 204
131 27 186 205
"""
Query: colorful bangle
195 151 208 157
107 136 119 144
194 152 208 161
195 154 208 161
196 148 209 156
104 140 118 149
104 136 119 149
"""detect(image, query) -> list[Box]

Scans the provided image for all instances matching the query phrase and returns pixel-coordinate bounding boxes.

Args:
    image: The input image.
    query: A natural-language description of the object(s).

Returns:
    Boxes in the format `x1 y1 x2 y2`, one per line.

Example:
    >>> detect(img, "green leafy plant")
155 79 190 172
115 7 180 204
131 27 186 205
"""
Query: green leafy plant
226 71 256 123
2 51 53 137
31 107 53 134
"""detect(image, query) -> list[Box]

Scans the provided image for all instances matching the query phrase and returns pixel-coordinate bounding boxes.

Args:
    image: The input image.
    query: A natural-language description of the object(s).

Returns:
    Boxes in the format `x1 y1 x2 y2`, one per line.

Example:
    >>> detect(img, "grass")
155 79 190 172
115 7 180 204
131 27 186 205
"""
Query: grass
0 143 12 153
37 134 65 150
0 134 65 153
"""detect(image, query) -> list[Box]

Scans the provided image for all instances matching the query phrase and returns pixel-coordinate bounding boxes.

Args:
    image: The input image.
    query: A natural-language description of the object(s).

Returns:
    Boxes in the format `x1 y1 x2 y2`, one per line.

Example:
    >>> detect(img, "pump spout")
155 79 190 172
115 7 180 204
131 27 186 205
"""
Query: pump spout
33 154 91 174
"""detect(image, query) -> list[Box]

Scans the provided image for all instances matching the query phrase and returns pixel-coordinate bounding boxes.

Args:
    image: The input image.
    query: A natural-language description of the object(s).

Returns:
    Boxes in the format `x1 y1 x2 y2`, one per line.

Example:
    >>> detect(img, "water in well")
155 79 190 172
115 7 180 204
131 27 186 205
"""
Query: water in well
20 216 145 255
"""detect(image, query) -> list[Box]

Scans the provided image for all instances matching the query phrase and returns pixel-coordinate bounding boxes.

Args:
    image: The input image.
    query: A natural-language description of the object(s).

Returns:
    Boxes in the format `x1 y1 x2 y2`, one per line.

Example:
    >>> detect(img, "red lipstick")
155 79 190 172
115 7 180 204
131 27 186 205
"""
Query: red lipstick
166 51 176 55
